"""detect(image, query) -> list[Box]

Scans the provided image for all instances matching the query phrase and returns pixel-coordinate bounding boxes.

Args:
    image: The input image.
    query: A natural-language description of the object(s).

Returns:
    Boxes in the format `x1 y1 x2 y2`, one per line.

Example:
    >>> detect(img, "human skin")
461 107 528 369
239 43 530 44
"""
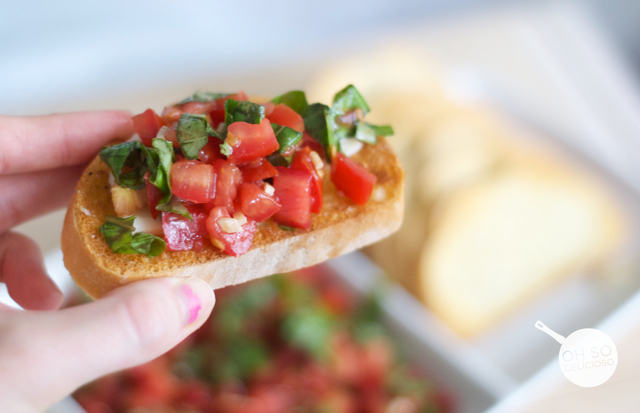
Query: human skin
0 112 215 412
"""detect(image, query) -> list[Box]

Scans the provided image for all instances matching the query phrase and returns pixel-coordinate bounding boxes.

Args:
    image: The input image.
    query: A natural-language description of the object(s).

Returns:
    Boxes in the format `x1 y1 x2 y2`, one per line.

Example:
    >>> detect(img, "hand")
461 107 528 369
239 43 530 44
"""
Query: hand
0 113 216 412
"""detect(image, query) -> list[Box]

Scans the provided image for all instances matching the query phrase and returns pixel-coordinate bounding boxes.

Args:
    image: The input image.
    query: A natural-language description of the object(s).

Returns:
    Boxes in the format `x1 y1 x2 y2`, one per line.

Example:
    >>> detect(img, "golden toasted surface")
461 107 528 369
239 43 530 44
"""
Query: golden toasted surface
62 138 404 298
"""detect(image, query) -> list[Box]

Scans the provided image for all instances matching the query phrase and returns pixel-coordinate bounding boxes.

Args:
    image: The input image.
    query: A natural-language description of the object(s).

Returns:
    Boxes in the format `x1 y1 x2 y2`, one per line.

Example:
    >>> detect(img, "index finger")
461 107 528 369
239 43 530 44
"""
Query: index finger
0 111 134 175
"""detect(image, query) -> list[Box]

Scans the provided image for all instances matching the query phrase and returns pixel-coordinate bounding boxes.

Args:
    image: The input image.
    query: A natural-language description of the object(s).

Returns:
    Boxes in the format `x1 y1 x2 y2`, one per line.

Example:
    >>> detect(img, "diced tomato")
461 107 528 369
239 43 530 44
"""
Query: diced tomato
239 157 278 182
330 153 376 206
132 109 165 147
124 358 178 408
266 103 305 132
300 132 326 160
207 159 242 211
226 119 280 164
263 102 275 116
180 101 215 115
291 146 323 214
207 91 248 129
198 137 224 164
272 167 312 229
145 175 164 220
170 159 216 204
239 182 281 222
162 205 209 251
164 123 180 148
206 206 257 256
161 106 183 124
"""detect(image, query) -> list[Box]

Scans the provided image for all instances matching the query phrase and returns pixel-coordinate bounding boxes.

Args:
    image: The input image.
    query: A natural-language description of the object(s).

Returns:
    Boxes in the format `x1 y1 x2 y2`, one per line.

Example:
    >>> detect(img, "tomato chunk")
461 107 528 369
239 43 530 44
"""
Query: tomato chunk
272 167 312 229
145 175 164 220
180 101 215 115
239 158 278 182
226 119 279 164
207 91 248 129
161 106 183 124
291 147 323 214
162 205 208 251
170 159 216 204
132 109 165 147
207 159 242 211
330 153 376 205
300 131 326 160
206 206 257 256
239 182 281 222
198 137 224 165
266 103 305 132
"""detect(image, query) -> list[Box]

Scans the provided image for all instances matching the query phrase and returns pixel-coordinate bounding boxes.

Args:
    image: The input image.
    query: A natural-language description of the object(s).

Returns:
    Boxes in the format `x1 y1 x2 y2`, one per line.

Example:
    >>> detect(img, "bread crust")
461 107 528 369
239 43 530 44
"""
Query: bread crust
62 138 404 298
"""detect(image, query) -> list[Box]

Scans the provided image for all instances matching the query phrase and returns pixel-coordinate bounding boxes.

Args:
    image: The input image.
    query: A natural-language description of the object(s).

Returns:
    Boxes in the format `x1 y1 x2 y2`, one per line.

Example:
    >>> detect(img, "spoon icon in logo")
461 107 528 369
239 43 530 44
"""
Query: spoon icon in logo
535 321 618 387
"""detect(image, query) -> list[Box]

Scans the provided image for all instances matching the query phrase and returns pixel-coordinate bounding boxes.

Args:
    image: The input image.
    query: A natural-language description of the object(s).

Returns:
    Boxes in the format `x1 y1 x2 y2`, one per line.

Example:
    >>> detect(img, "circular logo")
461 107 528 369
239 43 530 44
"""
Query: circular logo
558 328 618 387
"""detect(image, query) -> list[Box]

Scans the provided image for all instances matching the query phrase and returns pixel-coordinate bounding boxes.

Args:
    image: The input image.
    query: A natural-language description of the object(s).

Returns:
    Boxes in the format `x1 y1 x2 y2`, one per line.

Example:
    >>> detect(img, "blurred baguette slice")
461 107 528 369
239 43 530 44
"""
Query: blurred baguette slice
421 146 624 337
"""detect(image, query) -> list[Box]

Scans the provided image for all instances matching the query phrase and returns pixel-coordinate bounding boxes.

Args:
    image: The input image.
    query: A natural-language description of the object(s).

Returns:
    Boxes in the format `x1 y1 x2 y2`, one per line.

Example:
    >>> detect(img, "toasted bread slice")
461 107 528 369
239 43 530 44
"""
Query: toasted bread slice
62 138 404 298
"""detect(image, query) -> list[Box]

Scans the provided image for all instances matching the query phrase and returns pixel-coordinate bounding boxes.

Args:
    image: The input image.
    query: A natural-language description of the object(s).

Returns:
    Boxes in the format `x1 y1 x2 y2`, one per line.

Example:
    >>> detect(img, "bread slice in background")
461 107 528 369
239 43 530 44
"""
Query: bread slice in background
307 45 626 337
62 139 404 299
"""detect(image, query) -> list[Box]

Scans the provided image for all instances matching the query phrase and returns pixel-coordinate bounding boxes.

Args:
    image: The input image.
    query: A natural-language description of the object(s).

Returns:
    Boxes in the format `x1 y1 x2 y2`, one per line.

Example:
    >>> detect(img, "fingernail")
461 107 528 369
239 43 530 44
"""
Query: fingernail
174 279 213 327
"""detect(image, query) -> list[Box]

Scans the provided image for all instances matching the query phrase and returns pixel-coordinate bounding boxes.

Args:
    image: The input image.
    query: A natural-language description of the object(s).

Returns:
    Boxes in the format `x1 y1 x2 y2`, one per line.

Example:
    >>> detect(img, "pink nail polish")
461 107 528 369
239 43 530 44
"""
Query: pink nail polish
181 284 202 325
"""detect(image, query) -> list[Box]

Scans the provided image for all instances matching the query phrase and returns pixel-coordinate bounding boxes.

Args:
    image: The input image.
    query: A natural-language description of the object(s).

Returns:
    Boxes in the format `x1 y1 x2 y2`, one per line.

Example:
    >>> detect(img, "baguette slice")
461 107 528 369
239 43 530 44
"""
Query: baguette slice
62 138 404 298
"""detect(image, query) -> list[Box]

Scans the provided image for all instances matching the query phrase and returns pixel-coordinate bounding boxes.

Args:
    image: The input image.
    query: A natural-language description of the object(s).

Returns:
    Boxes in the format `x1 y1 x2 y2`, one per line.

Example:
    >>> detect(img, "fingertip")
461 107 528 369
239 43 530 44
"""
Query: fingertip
173 278 215 329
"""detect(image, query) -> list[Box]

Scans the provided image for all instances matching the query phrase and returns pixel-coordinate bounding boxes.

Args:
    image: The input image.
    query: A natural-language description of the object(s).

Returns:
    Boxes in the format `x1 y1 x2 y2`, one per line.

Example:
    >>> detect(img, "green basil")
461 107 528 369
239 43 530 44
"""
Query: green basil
156 197 192 220
224 99 265 125
302 103 332 160
179 91 230 104
332 84 370 116
267 154 292 167
282 307 335 359
272 124 302 155
99 216 166 257
176 113 213 160
100 142 153 190
270 90 309 115
278 224 296 231
150 138 175 203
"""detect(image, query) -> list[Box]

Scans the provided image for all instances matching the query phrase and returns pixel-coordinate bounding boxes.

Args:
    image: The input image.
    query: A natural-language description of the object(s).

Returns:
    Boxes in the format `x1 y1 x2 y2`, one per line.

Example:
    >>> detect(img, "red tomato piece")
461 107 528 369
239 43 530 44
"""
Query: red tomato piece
226 118 280 164
170 159 216 204
263 102 275 116
198 137 224 164
239 157 278 182
266 103 305 132
132 109 165 147
145 175 164 220
300 131 326 160
291 146 323 214
164 123 180 148
206 206 257 256
207 159 242 211
272 167 312 229
180 101 215 115
239 182 281 222
330 153 376 205
207 91 248 129
162 205 208 251
161 106 183 124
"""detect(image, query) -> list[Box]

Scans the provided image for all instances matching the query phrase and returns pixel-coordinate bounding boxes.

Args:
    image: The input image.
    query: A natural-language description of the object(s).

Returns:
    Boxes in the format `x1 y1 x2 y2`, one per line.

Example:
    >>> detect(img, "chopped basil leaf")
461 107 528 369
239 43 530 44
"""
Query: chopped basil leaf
267 154 292 167
366 122 394 137
270 90 309 115
302 103 332 161
100 142 152 190
278 224 296 231
271 123 302 155
150 138 175 203
354 122 377 144
332 84 370 116
176 113 211 160
100 216 166 257
179 91 230 104
224 99 265 125
156 197 192 220
220 141 233 157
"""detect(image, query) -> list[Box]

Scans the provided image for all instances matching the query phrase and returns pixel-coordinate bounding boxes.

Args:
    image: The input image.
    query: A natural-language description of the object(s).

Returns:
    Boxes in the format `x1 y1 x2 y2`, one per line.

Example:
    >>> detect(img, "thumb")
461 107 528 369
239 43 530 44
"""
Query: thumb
0 277 215 412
